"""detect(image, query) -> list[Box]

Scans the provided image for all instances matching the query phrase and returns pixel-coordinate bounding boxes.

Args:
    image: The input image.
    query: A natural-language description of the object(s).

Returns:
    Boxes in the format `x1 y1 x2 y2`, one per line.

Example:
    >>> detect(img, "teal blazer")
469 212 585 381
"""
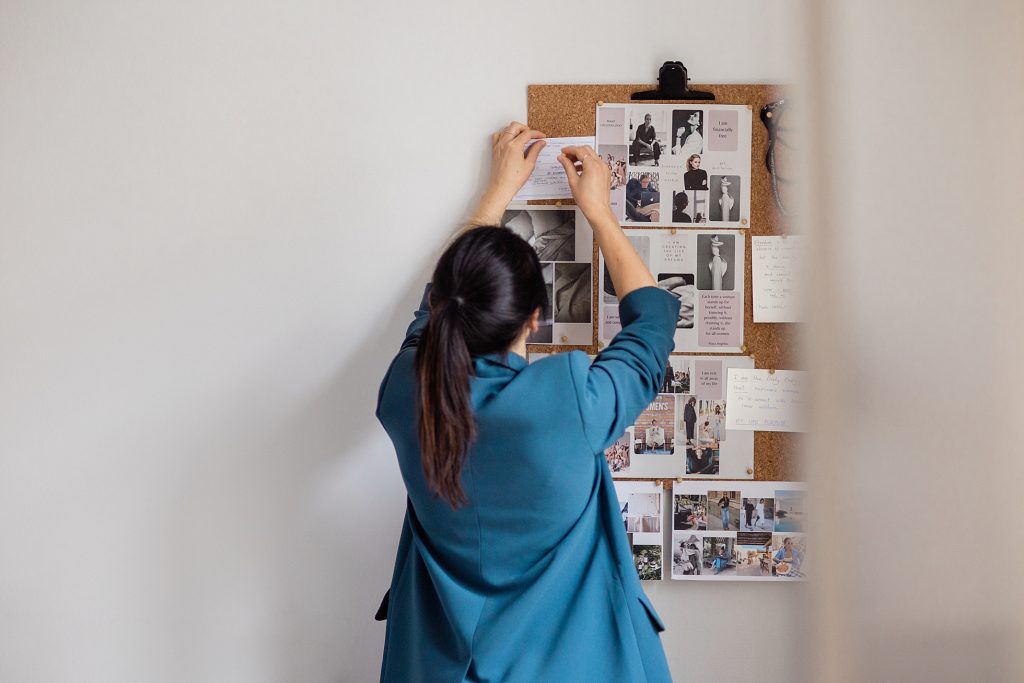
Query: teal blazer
376 284 679 682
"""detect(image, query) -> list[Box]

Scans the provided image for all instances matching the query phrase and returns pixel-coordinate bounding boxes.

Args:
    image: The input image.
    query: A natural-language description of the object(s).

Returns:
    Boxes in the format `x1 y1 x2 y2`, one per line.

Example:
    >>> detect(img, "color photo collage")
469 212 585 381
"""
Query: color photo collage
603 355 755 479
616 480 807 582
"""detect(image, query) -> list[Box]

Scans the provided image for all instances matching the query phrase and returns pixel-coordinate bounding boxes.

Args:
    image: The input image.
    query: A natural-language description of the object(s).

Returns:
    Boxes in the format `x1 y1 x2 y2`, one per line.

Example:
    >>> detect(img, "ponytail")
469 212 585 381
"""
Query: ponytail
415 297 476 508
414 227 548 509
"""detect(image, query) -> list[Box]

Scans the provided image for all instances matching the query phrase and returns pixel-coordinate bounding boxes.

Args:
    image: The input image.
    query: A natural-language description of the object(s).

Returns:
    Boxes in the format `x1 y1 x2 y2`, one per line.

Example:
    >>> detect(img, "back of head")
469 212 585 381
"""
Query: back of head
414 226 547 508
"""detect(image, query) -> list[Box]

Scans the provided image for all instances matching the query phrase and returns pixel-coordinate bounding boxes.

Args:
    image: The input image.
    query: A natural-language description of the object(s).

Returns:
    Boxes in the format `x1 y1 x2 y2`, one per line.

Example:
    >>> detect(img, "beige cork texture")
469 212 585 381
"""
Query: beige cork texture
525 83 800 482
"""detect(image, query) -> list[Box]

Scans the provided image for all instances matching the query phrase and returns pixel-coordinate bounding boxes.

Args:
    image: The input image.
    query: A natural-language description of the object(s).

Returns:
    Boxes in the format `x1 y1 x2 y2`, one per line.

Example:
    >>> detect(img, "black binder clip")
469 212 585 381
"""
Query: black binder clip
632 61 715 101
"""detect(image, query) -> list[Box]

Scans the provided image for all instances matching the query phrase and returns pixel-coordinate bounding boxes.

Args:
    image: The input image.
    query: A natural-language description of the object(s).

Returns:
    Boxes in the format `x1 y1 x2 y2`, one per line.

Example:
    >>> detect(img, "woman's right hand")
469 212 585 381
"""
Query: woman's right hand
556 145 613 223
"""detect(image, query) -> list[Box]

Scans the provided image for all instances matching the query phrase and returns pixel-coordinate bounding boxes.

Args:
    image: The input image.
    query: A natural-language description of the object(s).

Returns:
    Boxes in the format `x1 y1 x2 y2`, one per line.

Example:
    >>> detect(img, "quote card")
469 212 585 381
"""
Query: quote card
725 369 807 433
513 136 595 201
752 236 805 323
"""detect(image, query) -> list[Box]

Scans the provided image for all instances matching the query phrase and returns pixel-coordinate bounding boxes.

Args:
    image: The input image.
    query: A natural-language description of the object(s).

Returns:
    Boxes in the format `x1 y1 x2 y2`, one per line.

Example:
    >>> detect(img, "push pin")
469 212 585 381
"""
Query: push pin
746 468 754 475
555 201 563 207
768 368 776 375
597 100 605 107
670 228 677 235
740 344 748 354
741 218 748 226
560 335 568 343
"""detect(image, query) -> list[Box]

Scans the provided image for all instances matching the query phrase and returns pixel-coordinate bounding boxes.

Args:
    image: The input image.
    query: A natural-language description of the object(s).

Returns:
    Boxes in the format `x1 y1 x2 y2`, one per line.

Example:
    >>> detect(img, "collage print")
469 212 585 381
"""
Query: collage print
614 480 807 582
671 481 807 581
603 356 755 479
596 103 752 228
503 206 594 346
599 230 745 353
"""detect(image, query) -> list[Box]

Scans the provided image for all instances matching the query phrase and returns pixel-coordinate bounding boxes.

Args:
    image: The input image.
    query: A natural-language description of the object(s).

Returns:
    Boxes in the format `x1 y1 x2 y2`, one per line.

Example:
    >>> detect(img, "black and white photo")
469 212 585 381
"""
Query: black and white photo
502 209 576 262
552 263 591 323
695 234 737 291
709 175 741 222
671 110 704 157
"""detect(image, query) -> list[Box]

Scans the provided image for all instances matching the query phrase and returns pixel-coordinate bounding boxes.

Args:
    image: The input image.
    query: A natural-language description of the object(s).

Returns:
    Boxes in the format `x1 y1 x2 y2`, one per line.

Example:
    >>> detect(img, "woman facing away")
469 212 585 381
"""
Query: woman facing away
375 121 680 682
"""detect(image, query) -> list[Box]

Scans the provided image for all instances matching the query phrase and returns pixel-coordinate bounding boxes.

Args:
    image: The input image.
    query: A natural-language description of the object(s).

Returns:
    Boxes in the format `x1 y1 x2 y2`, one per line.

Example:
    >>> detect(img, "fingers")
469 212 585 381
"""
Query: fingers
525 139 547 163
513 126 545 145
555 153 580 189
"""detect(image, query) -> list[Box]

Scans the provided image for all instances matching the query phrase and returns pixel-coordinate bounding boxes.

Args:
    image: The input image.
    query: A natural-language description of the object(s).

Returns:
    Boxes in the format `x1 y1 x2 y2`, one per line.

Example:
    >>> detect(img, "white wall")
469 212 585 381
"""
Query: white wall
0 2 805 681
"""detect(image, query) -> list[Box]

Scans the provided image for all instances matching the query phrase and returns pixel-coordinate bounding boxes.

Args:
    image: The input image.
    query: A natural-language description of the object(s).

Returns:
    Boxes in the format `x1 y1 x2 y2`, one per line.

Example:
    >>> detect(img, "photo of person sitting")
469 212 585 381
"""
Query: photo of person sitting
711 547 732 574
686 446 717 475
630 113 661 166
773 537 803 574
672 192 692 223
644 418 666 453
684 154 708 190
625 174 660 222
673 535 702 576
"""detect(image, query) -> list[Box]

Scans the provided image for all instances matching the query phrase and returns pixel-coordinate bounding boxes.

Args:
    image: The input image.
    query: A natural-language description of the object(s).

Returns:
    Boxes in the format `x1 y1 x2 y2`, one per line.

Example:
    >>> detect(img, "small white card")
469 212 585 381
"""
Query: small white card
752 236 805 323
513 136 596 201
725 368 807 433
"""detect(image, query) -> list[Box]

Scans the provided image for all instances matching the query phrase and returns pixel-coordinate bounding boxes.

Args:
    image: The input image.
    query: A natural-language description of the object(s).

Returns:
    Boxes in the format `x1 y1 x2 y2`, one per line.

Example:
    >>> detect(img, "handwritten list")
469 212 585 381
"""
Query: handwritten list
725 368 807 433
752 236 805 323
513 136 596 201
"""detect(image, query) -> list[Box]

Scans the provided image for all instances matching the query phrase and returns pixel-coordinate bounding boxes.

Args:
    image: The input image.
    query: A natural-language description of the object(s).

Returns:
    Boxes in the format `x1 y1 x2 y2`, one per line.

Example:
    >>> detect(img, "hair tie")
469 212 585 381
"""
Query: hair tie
452 295 465 307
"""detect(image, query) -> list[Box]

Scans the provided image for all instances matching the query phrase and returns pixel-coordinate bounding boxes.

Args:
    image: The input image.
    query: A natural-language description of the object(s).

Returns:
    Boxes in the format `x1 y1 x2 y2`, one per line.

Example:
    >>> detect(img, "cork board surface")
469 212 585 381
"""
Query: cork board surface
526 83 800 482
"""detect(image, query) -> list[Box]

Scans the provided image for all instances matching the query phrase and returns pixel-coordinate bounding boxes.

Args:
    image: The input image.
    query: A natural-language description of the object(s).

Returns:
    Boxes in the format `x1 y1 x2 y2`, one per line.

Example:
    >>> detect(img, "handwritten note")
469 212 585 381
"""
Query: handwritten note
725 368 807 433
513 136 596 201
752 236 805 323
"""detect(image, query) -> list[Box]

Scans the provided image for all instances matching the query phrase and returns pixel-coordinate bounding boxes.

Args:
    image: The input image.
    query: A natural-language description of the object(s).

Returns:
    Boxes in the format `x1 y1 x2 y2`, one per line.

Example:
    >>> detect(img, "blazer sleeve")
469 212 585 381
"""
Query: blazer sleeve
376 284 432 420
568 285 679 453
399 284 432 352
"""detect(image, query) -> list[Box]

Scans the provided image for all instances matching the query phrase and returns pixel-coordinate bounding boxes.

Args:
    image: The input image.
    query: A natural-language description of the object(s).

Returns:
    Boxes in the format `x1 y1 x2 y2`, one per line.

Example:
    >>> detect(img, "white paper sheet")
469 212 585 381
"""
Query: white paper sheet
752 236 805 323
512 136 596 201
595 104 753 228
725 368 807 432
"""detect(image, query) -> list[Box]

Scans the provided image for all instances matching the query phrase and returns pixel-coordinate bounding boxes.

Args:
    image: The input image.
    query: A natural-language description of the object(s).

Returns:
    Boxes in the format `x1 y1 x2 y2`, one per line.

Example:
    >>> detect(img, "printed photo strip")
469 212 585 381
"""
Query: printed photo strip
503 206 594 346
614 480 666 582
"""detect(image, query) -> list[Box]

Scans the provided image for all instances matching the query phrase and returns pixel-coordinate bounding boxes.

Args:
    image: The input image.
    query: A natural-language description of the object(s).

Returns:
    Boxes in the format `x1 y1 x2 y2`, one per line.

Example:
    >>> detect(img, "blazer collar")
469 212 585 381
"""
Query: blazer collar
473 351 527 377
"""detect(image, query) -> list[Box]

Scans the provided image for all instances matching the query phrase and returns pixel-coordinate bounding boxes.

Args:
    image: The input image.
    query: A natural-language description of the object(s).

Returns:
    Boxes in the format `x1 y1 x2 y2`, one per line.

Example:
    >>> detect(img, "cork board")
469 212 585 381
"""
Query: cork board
525 83 799 482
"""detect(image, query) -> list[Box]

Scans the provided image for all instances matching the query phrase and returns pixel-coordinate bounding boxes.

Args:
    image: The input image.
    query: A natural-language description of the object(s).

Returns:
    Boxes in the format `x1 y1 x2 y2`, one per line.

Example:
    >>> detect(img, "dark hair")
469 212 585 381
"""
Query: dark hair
415 227 547 507
673 192 689 212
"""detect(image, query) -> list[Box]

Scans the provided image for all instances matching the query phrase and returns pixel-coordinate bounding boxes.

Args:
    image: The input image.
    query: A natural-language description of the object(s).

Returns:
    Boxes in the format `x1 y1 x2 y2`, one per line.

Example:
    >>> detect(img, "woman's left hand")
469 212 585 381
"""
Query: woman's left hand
469 121 546 226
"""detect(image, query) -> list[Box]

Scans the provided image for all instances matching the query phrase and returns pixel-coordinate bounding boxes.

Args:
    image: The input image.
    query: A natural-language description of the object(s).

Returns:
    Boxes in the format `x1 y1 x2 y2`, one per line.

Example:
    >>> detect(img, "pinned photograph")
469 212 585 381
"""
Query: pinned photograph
672 533 703 577
527 263 553 344
657 273 695 330
552 263 591 323
670 191 694 223
604 431 631 474
695 234 736 291
774 490 806 533
671 109 704 157
674 493 707 530
687 190 710 223
659 356 691 394
502 209 576 262
633 543 663 581
632 396 676 455
683 152 709 190
625 171 661 223
702 536 737 576
604 235 650 301
741 497 775 532
708 490 740 531
709 175 741 222
735 534 773 577
697 399 727 444
771 534 807 578
628 110 668 167
600 145 628 190
624 493 662 533
685 445 718 475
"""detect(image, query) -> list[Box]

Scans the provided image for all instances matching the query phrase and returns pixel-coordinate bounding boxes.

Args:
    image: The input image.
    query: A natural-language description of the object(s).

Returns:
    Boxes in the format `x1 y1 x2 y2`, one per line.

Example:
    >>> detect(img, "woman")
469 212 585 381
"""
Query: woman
754 498 767 530
773 537 803 573
375 121 678 682
675 111 703 158
683 154 708 190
